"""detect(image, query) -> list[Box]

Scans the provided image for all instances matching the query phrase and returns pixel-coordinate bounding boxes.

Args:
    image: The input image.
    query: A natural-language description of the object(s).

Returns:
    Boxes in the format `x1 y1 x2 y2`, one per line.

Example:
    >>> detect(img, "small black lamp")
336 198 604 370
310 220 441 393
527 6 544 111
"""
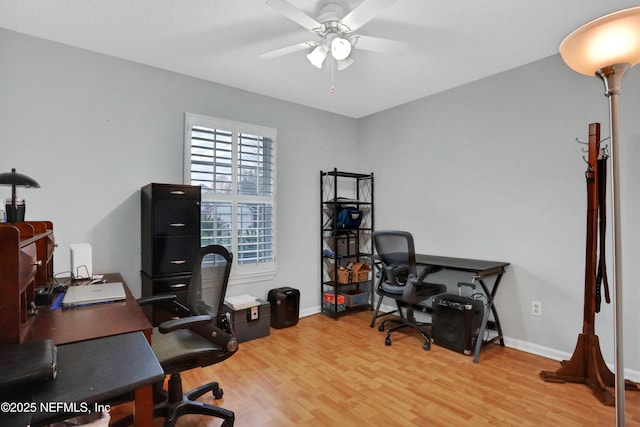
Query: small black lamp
0 168 41 223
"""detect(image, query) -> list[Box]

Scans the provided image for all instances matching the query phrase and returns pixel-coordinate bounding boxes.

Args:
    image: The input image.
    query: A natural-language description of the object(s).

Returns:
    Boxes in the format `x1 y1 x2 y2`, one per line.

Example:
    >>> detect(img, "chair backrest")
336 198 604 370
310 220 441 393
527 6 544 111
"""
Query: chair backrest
187 245 233 324
372 230 418 282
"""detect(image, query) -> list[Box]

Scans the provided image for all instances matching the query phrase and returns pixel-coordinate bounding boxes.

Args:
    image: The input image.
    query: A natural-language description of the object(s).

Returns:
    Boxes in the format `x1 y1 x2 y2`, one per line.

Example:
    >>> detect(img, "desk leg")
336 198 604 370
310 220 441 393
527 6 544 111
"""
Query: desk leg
133 384 154 427
473 301 492 364
473 272 505 363
484 273 505 346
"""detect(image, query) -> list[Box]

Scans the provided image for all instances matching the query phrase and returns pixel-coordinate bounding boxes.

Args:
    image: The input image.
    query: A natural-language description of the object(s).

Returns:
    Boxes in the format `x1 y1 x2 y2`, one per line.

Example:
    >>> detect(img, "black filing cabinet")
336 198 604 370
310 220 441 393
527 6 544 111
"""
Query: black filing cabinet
141 183 201 324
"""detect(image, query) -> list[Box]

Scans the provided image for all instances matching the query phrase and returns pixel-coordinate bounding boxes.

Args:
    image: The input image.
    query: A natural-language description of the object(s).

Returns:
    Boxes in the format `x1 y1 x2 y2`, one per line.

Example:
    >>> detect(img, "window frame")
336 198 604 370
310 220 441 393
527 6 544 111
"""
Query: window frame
184 112 277 285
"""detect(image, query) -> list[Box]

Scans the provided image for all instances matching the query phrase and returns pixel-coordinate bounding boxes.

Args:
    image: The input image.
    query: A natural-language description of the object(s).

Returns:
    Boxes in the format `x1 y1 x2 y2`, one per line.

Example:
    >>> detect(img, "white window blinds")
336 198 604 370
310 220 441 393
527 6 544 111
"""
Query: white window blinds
184 113 277 283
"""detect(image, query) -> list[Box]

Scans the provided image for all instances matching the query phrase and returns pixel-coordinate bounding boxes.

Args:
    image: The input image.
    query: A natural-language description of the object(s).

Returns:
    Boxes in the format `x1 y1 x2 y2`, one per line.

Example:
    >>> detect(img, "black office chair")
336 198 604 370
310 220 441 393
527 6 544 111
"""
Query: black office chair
115 245 238 427
370 230 447 350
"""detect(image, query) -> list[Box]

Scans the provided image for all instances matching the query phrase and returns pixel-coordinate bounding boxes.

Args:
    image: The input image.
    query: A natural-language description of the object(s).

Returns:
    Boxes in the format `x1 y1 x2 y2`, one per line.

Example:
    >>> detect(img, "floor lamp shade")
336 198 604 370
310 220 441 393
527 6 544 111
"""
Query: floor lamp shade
559 7 640 75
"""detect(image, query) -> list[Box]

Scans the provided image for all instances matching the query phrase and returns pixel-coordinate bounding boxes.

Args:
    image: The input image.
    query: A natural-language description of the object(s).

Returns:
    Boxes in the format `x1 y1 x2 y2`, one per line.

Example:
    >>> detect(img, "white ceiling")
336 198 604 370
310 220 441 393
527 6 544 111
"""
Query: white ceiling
1 0 639 118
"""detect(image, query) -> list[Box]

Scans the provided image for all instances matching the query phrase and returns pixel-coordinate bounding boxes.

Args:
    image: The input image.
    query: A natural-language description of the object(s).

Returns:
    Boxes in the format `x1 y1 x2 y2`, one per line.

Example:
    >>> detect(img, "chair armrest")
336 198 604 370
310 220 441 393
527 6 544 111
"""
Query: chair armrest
407 275 448 302
403 274 418 300
192 312 239 354
137 294 191 318
137 294 177 306
158 314 213 334
385 265 409 284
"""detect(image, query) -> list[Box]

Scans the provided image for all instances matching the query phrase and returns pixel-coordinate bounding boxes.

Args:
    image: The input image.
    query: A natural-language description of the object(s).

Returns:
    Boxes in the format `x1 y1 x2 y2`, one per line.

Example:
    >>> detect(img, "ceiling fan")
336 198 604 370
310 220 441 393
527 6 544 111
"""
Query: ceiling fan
260 0 405 71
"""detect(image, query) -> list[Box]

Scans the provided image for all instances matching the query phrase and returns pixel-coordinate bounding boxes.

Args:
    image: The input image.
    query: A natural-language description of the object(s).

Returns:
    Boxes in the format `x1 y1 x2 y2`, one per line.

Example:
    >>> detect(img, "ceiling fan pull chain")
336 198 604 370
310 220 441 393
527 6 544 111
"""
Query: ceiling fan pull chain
330 56 336 94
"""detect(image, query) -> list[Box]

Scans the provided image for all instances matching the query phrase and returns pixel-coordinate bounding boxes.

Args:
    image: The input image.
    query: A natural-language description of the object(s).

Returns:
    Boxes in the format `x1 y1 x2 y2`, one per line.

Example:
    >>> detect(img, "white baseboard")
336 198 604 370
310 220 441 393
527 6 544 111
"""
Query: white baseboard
300 306 320 319
504 336 640 383
300 304 640 382
503 336 571 362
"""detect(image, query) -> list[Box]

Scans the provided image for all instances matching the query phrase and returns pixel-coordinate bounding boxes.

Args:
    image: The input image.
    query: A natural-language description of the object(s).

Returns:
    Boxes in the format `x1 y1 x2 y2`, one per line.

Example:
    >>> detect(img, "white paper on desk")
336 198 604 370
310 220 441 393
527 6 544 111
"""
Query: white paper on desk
224 294 261 310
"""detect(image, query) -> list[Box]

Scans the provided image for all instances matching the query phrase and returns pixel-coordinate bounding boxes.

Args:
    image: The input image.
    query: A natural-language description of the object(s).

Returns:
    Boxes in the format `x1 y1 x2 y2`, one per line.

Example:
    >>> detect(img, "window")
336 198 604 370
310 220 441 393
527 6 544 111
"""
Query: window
184 113 276 283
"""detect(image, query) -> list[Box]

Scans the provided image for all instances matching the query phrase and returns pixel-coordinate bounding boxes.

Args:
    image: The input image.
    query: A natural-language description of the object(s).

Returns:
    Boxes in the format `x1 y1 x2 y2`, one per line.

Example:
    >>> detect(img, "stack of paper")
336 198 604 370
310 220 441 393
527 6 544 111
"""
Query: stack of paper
224 294 262 310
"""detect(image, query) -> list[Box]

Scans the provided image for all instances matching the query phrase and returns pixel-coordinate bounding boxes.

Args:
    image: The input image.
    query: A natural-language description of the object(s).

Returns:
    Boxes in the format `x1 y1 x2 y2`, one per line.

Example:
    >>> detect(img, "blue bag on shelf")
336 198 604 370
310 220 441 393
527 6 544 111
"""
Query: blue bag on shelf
335 206 363 230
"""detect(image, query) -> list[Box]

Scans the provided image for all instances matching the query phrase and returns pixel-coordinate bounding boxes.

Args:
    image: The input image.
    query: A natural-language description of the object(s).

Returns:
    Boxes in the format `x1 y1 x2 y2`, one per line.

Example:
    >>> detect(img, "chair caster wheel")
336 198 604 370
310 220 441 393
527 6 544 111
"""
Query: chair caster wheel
213 388 224 399
378 324 385 332
422 343 430 351
385 337 392 346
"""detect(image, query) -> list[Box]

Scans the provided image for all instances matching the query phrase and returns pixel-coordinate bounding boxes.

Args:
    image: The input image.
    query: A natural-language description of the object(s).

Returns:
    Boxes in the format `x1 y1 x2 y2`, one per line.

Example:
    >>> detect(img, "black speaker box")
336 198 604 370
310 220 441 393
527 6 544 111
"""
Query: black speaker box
267 287 300 329
431 294 484 355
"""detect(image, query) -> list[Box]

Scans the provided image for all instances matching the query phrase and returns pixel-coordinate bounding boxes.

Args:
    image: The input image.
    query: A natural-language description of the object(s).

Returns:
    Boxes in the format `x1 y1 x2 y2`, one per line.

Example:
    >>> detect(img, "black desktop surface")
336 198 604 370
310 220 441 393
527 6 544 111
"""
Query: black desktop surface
0 332 163 427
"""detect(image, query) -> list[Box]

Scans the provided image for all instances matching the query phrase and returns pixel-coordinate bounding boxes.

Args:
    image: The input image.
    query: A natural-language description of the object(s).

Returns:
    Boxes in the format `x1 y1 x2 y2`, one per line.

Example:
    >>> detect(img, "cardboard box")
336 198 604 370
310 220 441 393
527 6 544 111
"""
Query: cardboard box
341 290 369 307
223 298 270 343
333 262 372 284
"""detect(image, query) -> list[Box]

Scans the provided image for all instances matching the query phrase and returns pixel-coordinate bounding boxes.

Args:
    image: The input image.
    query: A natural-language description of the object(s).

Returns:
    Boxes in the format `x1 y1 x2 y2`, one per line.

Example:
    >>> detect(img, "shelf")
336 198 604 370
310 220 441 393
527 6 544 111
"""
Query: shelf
322 280 373 288
323 200 372 206
320 169 374 318
321 170 373 179
322 227 373 232
322 254 373 260
0 221 55 345
320 304 370 319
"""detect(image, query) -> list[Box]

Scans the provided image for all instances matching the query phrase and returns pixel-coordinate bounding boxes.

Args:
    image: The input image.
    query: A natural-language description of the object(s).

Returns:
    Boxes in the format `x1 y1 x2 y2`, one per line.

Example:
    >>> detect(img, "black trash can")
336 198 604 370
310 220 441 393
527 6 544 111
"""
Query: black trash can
267 287 300 329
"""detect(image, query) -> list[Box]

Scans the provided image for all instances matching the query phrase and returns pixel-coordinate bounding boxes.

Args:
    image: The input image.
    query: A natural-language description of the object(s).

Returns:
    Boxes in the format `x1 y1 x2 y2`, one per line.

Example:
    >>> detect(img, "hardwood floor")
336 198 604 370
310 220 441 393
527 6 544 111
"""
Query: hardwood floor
117 310 639 426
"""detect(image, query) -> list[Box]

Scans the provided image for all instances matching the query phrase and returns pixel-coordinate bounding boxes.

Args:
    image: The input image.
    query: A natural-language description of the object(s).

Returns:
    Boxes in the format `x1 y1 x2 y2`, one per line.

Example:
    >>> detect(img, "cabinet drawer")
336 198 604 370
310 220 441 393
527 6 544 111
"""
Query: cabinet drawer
151 275 191 294
19 243 38 291
151 236 199 276
152 199 201 236
149 183 200 200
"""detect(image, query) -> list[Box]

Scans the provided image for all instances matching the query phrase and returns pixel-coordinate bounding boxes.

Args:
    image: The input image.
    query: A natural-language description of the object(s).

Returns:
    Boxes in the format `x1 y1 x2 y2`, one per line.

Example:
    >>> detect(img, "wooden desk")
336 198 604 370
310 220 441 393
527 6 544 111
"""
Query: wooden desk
22 275 158 427
24 274 152 345
415 254 510 363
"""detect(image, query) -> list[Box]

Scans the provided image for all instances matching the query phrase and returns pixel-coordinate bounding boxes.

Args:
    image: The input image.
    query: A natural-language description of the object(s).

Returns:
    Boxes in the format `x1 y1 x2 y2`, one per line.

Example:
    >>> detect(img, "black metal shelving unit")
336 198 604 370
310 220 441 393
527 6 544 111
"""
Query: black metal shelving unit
320 169 374 319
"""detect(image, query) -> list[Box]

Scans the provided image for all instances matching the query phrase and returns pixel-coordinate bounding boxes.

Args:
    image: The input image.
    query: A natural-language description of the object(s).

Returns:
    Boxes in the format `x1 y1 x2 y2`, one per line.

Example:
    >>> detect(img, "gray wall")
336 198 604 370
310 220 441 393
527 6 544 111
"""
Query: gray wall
357 54 640 376
0 28 357 313
1 28 638 378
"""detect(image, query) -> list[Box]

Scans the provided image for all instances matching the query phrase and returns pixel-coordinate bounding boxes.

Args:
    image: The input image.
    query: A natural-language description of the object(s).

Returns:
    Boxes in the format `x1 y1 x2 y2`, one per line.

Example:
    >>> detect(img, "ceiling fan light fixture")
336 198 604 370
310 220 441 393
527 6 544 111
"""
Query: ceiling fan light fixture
306 44 329 68
331 36 352 60
336 56 354 71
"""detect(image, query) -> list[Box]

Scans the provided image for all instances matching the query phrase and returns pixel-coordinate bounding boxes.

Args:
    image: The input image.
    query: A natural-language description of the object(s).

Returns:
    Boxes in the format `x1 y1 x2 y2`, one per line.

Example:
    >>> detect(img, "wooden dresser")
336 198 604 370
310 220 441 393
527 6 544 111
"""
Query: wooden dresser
0 221 55 345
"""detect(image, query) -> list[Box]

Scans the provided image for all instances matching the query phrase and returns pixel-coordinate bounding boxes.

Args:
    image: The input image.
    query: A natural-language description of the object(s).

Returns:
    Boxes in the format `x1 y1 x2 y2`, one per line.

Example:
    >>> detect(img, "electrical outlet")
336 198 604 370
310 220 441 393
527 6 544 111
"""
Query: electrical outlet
531 301 542 316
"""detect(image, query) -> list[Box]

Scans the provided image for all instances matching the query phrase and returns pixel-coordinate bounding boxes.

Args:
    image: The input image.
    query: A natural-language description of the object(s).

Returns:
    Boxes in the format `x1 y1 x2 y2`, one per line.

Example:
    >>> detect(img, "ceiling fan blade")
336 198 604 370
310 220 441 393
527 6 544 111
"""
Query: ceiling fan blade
265 0 322 32
350 35 407 53
339 0 398 33
259 41 319 60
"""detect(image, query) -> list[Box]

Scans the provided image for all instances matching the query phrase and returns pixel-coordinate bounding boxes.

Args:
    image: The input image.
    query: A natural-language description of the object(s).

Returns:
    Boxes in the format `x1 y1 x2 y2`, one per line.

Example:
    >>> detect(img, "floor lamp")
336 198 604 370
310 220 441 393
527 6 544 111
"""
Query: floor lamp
559 7 640 426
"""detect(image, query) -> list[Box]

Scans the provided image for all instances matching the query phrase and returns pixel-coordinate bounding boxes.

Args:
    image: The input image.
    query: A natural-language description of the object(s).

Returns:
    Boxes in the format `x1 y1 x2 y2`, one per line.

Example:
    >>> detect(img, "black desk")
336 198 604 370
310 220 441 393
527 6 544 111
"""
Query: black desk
1 332 164 427
415 254 510 363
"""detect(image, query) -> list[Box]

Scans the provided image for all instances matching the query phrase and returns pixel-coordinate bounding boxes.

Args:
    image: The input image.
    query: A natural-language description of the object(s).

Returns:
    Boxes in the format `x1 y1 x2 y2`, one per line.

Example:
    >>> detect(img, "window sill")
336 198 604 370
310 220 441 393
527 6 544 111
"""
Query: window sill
202 270 277 287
